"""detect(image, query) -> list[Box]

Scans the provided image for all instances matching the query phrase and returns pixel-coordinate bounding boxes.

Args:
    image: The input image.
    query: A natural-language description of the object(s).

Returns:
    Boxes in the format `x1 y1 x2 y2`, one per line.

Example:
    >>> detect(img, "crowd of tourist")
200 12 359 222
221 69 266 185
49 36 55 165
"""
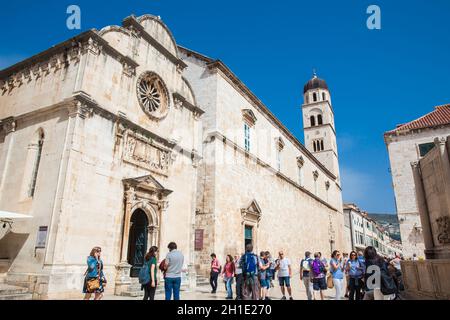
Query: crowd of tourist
81 242 404 301
208 244 405 301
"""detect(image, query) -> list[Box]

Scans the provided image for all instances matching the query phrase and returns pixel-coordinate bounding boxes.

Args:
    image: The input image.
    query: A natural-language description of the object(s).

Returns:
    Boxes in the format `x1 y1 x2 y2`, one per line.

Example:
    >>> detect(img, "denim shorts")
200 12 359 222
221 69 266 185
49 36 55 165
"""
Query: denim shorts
260 278 270 289
278 276 291 287
313 277 327 291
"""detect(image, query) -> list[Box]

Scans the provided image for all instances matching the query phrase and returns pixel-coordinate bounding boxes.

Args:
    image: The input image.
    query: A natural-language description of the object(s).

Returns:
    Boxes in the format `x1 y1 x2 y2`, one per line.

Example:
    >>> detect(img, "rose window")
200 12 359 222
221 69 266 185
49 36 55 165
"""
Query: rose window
136 72 169 119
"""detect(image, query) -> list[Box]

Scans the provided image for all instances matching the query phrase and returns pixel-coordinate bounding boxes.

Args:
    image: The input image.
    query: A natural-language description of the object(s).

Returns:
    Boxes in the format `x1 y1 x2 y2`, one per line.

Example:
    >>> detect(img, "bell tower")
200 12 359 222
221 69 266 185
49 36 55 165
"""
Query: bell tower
302 71 340 183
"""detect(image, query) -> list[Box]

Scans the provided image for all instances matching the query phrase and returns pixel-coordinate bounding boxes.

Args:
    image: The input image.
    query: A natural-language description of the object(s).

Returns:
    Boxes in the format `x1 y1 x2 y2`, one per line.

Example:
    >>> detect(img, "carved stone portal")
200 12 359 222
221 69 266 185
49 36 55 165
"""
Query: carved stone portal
114 174 172 296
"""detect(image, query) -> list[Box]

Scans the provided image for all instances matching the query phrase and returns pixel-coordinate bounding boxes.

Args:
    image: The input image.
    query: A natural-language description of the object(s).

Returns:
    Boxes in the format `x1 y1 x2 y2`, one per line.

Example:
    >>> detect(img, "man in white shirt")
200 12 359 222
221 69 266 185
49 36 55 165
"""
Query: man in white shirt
276 251 293 300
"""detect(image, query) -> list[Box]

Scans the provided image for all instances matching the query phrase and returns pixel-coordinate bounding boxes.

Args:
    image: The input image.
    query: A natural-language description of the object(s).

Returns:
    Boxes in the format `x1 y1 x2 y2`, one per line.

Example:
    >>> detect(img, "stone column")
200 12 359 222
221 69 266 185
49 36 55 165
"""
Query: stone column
114 184 134 296
411 161 434 258
0 117 16 205
436 137 450 218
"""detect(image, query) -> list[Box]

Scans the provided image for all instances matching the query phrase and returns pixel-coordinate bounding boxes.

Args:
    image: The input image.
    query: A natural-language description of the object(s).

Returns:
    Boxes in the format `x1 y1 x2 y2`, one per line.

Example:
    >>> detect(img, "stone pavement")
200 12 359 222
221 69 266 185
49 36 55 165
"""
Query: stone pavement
103 278 339 301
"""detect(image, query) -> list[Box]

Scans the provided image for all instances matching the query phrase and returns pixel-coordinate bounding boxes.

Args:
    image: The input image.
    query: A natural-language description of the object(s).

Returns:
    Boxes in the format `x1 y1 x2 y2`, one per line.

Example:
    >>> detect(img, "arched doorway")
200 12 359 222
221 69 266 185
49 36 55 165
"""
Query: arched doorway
127 209 149 278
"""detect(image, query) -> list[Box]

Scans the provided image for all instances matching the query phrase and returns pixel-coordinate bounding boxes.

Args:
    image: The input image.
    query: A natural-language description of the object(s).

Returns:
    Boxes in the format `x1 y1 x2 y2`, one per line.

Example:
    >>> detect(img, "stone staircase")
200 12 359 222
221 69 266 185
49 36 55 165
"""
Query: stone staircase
0 272 33 300
0 281 33 300
119 275 209 298
196 275 210 287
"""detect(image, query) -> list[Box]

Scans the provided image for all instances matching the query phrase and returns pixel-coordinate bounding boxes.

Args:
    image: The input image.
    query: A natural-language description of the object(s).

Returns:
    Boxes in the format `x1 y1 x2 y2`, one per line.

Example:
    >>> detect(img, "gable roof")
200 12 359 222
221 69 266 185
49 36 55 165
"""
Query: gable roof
385 104 450 136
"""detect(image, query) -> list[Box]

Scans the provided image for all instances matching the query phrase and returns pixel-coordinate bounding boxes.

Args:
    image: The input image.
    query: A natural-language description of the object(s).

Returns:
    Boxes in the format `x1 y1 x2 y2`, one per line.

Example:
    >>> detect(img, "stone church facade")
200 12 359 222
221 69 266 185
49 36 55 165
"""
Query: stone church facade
0 14 344 299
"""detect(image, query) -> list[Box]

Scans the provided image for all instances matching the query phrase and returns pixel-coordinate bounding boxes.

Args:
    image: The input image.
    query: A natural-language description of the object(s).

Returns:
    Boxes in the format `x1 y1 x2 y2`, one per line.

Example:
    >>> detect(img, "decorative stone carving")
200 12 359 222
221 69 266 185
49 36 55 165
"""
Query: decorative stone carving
241 200 262 225
68 42 82 63
297 155 305 167
191 149 200 168
436 216 450 244
83 37 102 56
123 132 172 176
67 101 94 119
0 117 17 134
122 61 136 77
174 97 183 110
276 136 285 151
242 109 257 126
313 170 319 181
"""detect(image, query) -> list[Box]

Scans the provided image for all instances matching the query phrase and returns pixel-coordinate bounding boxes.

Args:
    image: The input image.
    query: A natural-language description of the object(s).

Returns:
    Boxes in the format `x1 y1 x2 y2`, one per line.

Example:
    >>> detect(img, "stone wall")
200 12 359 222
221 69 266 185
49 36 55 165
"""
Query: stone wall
385 127 450 258
194 138 344 275
401 260 450 299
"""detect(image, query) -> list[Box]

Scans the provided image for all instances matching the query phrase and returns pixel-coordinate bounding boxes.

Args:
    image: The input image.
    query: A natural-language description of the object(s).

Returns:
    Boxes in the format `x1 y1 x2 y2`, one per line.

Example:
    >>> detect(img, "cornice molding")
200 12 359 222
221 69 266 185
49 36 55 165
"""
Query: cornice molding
0 30 139 86
172 92 205 119
205 130 339 212
122 16 187 71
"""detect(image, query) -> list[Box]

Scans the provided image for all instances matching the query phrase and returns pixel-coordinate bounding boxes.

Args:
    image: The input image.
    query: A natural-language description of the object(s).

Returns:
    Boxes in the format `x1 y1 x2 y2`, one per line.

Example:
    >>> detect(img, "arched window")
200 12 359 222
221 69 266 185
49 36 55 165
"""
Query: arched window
313 141 317 152
322 92 326 101
28 129 44 197
305 95 309 104
313 93 317 102
318 114 323 125
321 140 324 151
310 116 316 127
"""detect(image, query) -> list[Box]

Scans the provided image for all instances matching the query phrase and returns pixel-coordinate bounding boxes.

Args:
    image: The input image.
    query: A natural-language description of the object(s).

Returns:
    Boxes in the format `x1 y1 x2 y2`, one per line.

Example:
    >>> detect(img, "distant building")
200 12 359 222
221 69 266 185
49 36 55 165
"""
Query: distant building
343 203 402 257
368 213 401 242
384 104 450 259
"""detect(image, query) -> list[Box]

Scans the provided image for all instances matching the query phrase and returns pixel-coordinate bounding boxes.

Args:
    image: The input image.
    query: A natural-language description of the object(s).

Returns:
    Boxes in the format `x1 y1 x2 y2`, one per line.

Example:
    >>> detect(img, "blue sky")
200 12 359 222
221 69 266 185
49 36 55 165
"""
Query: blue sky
2 0 450 214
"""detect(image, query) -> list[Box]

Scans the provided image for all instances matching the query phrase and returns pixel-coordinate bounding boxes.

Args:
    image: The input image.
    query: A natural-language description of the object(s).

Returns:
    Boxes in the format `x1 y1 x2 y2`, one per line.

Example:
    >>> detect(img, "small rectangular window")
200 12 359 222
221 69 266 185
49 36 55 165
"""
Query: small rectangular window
245 226 253 247
418 142 435 157
244 123 251 152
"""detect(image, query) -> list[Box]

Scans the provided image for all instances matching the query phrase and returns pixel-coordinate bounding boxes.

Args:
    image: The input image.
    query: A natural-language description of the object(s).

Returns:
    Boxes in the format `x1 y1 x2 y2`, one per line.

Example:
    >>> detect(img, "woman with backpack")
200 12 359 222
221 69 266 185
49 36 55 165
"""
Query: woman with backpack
346 251 364 300
311 252 327 300
363 246 397 300
141 246 159 300
330 250 345 300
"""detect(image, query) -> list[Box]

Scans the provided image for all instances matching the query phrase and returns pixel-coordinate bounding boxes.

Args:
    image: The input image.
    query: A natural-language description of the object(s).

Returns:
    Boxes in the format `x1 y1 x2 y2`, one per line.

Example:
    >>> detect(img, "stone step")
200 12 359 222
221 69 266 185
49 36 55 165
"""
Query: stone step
0 293 33 300
0 284 29 295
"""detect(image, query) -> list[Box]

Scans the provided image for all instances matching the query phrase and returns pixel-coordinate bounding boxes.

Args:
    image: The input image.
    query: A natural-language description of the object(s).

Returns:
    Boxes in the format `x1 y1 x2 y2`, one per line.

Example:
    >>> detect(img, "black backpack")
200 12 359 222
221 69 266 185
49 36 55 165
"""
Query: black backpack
380 262 398 295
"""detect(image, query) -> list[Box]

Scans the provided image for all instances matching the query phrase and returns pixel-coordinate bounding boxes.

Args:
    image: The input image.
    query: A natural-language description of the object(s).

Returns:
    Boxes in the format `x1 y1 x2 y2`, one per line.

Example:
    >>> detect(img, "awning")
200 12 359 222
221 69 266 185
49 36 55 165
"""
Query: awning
0 211 32 220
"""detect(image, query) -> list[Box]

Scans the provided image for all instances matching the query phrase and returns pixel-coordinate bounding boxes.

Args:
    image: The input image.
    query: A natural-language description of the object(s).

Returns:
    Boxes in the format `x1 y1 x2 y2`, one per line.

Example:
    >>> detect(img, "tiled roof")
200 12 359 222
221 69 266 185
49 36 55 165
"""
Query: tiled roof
385 104 450 135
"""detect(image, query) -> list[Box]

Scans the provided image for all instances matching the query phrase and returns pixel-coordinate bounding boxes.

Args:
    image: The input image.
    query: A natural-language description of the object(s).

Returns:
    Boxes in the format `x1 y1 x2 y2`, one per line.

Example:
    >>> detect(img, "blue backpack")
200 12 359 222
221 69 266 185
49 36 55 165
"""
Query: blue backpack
139 261 150 285
242 253 258 276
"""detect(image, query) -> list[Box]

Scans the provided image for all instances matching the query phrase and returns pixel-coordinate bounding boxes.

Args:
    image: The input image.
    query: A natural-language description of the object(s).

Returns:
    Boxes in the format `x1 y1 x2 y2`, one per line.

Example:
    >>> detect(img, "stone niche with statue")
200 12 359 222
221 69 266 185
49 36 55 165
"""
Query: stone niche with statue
403 136 450 299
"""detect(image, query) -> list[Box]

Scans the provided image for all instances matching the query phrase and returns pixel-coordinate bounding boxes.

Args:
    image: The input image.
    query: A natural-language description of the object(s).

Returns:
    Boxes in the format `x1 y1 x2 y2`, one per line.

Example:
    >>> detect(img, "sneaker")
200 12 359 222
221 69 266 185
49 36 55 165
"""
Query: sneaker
289 297 294 300
281 296 287 300
211 290 216 294
265 297 271 300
